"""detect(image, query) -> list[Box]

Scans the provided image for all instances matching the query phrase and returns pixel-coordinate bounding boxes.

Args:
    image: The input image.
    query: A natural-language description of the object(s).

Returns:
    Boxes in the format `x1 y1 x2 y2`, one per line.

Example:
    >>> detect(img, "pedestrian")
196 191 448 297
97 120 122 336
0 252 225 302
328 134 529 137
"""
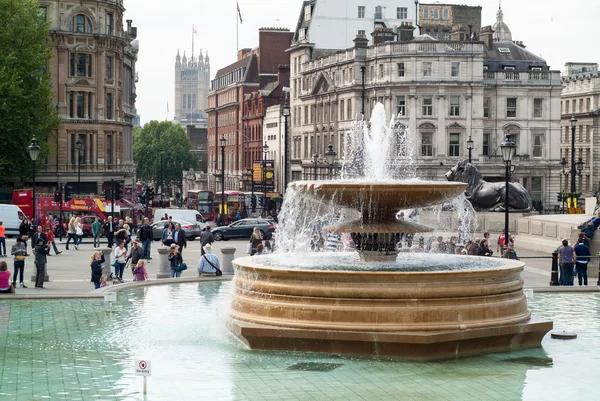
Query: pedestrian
126 239 143 273
66 217 77 250
92 217 102 248
557 239 576 286
200 226 214 256
114 241 128 282
249 227 263 256
497 232 514 254
32 226 48 247
90 250 105 289
75 217 84 249
325 232 342 251
197 244 221 276
173 223 187 257
132 260 149 281
103 216 114 248
0 261 15 294
468 238 481 255
254 243 266 255
574 237 591 286
34 238 50 289
11 237 27 289
19 218 31 254
161 221 175 247
502 242 519 260
168 244 183 278
161 213 169 221
45 227 61 255
138 217 153 261
99 275 108 288
0 221 6 257
479 239 493 256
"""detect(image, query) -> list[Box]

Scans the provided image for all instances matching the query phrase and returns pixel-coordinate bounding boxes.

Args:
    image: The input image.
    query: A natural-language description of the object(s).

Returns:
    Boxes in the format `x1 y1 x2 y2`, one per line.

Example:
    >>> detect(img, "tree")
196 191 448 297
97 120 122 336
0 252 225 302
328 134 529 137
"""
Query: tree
0 0 60 182
133 121 197 190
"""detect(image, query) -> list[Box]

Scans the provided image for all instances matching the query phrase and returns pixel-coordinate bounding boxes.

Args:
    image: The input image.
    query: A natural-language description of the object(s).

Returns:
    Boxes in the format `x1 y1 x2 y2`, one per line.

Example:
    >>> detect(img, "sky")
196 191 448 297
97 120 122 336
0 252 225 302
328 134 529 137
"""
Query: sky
123 0 600 125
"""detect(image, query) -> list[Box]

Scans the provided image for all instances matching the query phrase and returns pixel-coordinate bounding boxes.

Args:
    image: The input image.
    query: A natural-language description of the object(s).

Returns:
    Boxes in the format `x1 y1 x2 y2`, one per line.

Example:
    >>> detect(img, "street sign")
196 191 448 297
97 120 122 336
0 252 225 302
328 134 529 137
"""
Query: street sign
135 360 151 376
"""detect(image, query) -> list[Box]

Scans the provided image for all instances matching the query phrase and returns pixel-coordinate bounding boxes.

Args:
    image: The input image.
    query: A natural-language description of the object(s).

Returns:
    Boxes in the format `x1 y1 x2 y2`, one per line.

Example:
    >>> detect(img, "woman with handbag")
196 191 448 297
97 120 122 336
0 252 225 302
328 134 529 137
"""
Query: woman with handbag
249 227 263 256
197 244 222 277
161 222 175 247
113 241 127 282
75 217 84 249
90 250 105 289
66 217 76 250
168 244 184 278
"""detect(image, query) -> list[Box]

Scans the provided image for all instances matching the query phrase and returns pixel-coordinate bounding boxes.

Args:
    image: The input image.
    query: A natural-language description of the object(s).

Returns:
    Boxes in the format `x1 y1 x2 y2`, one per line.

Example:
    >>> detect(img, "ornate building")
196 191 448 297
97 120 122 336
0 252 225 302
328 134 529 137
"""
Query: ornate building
37 0 138 195
174 48 210 127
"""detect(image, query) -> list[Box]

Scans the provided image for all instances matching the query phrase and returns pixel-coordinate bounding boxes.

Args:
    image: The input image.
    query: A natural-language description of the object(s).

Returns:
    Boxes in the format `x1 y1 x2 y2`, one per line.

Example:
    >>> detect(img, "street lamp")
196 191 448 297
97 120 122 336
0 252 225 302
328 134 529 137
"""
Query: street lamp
500 134 516 254
281 103 291 193
28 138 40 223
313 153 319 180
219 134 226 217
467 136 474 164
570 116 578 208
262 142 269 214
325 142 337 179
76 138 83 194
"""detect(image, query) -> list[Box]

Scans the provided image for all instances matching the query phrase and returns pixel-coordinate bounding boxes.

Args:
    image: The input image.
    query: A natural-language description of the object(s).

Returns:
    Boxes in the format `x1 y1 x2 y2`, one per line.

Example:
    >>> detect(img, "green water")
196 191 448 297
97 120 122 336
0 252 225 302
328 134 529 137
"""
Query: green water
0 283 598 400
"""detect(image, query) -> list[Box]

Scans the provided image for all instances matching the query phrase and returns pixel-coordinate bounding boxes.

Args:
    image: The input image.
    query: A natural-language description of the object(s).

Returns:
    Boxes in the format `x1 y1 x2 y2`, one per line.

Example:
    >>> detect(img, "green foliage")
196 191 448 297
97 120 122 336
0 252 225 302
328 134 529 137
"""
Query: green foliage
0 0 60 182
133 121 197 187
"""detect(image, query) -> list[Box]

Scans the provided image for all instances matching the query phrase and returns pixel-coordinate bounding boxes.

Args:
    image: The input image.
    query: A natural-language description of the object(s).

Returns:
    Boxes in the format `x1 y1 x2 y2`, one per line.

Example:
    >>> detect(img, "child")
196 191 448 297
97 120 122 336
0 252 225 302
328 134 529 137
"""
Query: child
99 275 108 288
133 260 149 282
0 221 6 257
0 260 15 293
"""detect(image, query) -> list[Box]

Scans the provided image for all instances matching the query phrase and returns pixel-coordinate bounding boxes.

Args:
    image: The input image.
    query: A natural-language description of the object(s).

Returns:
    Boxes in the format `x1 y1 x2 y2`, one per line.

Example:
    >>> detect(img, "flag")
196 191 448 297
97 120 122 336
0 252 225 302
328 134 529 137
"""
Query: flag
167 102 169 113
193 27 197 34
237 1 242 24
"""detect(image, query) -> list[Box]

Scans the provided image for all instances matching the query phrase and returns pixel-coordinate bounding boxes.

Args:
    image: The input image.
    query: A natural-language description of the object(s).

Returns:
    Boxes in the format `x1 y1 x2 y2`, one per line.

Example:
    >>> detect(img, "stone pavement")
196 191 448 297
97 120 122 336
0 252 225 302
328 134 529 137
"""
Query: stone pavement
0 236 590 297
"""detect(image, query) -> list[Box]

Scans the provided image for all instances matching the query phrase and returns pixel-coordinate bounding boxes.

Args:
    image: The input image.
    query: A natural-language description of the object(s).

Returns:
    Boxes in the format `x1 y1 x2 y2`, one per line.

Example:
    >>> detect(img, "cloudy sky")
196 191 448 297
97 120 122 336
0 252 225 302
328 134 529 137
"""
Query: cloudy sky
124 0 599 124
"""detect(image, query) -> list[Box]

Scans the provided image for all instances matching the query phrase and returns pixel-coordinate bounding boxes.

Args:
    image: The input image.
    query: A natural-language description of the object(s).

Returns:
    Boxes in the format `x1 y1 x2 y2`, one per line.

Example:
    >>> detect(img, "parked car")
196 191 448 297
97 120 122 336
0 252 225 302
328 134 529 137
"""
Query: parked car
212 218 275 241
150 219 207 241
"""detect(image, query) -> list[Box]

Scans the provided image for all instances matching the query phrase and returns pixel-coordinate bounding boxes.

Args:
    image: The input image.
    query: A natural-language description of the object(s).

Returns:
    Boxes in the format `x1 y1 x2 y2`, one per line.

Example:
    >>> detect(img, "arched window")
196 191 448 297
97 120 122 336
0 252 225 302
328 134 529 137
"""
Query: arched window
183 94 186 109
70 14 92 33
187 94 192 110
192 94 196 110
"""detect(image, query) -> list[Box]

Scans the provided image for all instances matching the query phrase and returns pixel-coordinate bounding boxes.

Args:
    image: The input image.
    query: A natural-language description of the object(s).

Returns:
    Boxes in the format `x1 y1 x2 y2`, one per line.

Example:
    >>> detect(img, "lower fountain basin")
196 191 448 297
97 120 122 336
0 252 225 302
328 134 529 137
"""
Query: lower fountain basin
230 254 553 360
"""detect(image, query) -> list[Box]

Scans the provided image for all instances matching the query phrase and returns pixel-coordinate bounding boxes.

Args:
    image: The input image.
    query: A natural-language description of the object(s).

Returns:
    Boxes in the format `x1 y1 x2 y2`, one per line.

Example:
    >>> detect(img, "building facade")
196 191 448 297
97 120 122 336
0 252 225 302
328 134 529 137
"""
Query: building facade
288 5 562 210
419 3 482 41
37 0 138 195
561 62 600 199
174 48 210 127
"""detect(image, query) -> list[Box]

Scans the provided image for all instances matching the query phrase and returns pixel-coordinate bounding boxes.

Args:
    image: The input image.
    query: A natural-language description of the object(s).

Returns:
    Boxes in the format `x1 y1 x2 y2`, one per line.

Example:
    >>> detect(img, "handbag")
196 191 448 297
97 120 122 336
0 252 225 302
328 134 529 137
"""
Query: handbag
176 263 188 272
111 259 118 268
246 241 252 255
202 255 223 276
76 227 83 236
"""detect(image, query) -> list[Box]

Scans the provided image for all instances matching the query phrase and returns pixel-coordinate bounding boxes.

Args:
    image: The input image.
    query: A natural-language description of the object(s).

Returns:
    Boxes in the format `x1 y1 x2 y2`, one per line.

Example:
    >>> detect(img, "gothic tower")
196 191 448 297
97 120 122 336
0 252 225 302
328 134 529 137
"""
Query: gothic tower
174 46 211 126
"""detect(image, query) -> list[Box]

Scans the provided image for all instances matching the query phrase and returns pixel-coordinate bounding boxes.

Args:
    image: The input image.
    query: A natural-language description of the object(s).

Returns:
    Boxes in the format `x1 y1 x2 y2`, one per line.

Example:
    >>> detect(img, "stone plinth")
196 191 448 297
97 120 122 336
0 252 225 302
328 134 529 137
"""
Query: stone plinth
230 255 552 360
101 247 113 278
220 247 236 275
156 246 171 279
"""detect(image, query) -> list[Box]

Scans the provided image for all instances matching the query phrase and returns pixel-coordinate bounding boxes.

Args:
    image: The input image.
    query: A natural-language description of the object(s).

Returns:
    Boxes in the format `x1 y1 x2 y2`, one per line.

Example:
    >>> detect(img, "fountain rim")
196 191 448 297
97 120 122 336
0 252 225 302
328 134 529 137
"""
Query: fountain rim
232 255 525 276
289 180 468 189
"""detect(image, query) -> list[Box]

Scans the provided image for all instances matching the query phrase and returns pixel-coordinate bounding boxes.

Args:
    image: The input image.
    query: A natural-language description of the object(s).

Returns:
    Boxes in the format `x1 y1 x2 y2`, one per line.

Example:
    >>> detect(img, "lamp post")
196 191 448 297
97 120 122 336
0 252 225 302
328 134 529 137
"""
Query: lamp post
467 135 473 164
325 142 337 179
28 138 41 223
313 153 319 180
500 134 516 254
570 116 577 208
159 151 164 208
220 134 226 216
76 138 83 194
262 142 269 215
281 103 291 193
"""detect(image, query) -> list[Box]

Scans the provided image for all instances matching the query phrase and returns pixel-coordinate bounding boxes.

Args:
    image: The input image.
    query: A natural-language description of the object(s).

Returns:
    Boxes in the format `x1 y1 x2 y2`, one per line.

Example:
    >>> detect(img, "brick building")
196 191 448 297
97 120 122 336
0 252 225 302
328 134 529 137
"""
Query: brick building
418 3 482 40
206 28 292 193
37 0 138 195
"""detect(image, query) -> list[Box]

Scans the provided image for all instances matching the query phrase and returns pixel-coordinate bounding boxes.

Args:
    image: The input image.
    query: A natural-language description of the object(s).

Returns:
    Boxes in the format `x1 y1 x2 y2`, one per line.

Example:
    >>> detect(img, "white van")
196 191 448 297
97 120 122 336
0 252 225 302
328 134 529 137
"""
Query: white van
0 204 26 237
153 209 208 226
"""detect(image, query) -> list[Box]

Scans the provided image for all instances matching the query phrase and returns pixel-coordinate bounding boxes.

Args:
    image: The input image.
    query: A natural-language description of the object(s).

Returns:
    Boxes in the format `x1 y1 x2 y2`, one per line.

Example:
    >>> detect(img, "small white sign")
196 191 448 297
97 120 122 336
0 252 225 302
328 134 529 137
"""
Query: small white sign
135 360 151 376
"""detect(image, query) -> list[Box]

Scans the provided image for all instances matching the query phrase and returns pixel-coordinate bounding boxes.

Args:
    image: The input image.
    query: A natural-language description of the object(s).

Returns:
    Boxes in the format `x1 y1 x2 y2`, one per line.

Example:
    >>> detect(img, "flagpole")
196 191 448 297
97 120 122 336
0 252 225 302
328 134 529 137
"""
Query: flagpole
236 3 239 55
192 24 195 60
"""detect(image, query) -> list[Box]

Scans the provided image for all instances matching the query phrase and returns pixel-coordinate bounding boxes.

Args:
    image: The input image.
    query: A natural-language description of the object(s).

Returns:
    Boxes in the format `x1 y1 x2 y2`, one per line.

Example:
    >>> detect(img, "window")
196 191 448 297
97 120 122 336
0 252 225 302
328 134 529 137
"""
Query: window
442 8 449 20
506 98 517 118
451 62 460 77
106 134 112 165
532 134 543 158
396 96 406 117
397 62 405 77
422 62 432 77
397 7 407 19
533 98 543 118
421 133 433 156
88 92 92 118
587 98 591 112
442 30 450 41
483 97 491 118
78 134 86 164
358 6 365 18
378 64 384 78
106 55 113 79
483 133 490 156
106 93 113 119
449 96 460 116
423 8 429 19
358 29 365 36
422 96 433 116
449 133 460 157
565 100 570 114
106 13 113 35
347 99 352 120
69 92 74 118
38 7 47 20
304 106 308 124
433 8 439 19
375 6 382 19
70 14 92 33
304 5 311 21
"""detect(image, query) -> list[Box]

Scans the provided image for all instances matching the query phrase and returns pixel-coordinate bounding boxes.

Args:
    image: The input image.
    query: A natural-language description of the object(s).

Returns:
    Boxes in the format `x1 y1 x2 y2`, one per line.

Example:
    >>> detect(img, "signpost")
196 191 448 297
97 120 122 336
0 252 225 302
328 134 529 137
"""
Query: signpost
135 359 151 395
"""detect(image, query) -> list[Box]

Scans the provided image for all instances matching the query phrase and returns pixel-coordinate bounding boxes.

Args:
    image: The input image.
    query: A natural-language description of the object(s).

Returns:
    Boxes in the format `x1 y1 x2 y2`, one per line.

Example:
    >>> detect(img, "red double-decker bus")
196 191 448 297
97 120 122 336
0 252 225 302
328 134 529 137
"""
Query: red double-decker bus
186 190 216 220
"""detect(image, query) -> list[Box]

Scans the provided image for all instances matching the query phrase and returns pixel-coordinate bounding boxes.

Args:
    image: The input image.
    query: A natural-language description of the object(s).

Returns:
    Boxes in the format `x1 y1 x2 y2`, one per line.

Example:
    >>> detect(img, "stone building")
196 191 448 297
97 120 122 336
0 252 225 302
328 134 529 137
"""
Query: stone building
288 4 562 210
174 48 210 127
418 3 481 40
37 0 138 195
560 62 600 199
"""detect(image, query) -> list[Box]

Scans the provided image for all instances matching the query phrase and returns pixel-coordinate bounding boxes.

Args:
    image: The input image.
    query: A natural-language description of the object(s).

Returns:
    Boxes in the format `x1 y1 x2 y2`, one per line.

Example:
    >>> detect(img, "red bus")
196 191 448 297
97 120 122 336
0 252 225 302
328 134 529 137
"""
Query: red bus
187 190 216 220
214 191 246 214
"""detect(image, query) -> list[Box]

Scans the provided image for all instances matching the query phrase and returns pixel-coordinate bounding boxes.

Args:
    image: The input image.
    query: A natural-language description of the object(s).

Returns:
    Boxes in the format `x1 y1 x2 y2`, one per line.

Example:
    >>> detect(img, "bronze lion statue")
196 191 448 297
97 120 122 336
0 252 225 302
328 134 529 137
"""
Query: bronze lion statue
445 160 532 212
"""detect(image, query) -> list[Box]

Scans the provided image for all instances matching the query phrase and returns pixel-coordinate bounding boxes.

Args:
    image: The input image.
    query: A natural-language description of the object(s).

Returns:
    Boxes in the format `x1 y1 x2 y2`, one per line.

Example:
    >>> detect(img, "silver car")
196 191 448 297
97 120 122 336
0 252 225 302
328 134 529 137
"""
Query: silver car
151 219 206 241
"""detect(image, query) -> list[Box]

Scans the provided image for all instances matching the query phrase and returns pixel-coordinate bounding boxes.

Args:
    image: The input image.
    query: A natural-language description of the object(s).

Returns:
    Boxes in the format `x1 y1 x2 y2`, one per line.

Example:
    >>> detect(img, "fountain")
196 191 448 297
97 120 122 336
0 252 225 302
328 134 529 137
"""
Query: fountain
229 104 552 360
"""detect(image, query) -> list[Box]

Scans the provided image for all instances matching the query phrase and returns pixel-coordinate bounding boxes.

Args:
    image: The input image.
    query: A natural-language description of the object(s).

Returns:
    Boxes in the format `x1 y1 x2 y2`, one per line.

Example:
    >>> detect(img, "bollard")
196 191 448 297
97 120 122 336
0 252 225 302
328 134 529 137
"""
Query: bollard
597 257 600 287
550 251 559 286
30 265 49 283
156 246 171 279
101 247 113 278
220 247 236 275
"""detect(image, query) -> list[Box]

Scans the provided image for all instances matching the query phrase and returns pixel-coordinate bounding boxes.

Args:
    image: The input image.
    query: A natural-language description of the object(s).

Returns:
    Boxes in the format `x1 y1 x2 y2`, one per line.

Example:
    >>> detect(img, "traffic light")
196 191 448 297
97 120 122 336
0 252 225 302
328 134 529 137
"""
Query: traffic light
251 195 256 211
147 187 155 202
258 196 263 207
114 182 121 200
557 193 562 202
54 190 61 203
64 185 73 202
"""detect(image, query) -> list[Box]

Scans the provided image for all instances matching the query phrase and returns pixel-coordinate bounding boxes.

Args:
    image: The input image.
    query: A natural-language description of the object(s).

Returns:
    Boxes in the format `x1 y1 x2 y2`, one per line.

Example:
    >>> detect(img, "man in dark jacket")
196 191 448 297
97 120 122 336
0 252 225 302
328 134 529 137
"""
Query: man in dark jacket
138 217 153 261
173 223 187 257
127 240 144 270
34 238 50 288
19 218 31 253
32 226 48 248
200 226 214 256
103 216 114 248
574 237 591 286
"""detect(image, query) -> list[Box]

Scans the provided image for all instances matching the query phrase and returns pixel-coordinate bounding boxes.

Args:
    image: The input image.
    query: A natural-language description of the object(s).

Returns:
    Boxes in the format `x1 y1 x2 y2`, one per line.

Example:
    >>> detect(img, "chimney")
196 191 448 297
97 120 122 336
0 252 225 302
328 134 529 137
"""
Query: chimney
479 25 494 49
237 48 252 61
126 19 132 33
450 24 466 41
353 34 369 49
371 27 396 45
398 22 415 42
